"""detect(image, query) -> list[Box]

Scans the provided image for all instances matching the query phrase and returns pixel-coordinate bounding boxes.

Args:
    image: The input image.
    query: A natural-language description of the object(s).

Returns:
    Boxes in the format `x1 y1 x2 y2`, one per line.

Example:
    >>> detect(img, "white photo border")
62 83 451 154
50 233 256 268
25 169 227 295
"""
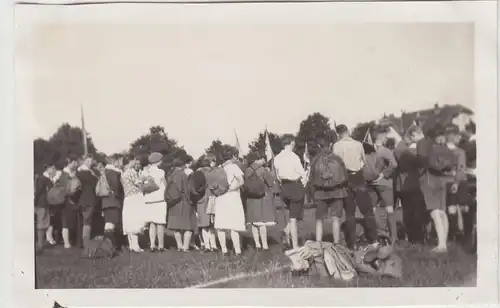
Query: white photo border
11 1 498 307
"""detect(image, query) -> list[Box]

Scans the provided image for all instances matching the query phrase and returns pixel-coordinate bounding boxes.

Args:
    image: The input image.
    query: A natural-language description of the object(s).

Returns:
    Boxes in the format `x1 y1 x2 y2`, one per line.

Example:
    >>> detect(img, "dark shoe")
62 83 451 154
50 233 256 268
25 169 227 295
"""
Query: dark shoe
149 247 158 253
157 248 165 252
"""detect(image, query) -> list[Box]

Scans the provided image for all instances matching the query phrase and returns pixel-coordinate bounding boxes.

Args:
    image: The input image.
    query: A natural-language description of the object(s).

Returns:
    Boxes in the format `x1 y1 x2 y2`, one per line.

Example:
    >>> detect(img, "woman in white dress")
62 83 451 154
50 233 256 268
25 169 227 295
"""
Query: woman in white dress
215 149 246 256
141 152 168 252
121 157 147 252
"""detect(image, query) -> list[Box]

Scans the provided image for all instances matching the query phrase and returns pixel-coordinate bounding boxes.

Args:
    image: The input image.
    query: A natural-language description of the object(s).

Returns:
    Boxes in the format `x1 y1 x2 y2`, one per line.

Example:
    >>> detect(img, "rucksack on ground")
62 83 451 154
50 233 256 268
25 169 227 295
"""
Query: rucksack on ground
243 166 266 198
363 152 380 182
323 244 357 281
312 152 348 189
188 170 207 203
206 167 230 197
95 173 112 197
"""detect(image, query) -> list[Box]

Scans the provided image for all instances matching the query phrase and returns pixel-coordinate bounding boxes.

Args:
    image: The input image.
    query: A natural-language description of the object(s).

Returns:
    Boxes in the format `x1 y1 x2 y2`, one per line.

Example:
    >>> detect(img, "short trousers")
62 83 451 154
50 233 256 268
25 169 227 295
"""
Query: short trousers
103 207 121 225
281 180 305 220
63 205 95 229
35 207 50 230
315 198 345 220
446 182 470 206
368 186 394 208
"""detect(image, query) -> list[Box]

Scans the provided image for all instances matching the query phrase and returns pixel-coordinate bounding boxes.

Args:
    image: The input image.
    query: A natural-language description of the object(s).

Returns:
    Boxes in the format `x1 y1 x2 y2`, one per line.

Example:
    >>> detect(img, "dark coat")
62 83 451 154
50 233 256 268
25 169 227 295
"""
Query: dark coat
34 174 53 209
77 168 99 208
166 167 196 231
101 168 124 210
393 140 426 192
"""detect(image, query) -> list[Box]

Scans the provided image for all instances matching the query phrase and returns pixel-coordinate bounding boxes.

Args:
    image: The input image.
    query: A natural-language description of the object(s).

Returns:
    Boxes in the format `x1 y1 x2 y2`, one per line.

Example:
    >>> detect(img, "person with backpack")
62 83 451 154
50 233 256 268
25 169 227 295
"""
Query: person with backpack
274 134 307 250
213 148 246 256
445 124 469 240
332 124 378 249
244 152 276 251
76 156 99 249
100 154 124 253
141 152 167 252
194 154 218 252
309 136 350 246
57 156 81 249
34 163 57 255
121 156 148 252
365 126 398 244
417 123 457 253
166 154 197 252
393 124 427 245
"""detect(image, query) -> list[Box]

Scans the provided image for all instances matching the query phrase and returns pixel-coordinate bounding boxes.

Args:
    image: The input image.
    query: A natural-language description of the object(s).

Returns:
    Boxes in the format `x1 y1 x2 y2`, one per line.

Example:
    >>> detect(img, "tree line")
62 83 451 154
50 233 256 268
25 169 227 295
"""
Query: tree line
33 113 374 174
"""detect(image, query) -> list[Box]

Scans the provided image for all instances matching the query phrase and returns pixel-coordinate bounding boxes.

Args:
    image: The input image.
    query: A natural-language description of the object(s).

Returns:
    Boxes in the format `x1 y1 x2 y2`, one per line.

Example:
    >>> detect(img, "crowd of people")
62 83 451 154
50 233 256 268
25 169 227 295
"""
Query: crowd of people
34 121 476 258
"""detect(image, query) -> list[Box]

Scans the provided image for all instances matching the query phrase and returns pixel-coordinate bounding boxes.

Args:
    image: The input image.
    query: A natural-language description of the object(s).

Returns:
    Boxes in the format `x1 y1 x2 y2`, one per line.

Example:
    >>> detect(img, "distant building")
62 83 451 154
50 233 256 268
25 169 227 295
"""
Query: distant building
378 103 474 138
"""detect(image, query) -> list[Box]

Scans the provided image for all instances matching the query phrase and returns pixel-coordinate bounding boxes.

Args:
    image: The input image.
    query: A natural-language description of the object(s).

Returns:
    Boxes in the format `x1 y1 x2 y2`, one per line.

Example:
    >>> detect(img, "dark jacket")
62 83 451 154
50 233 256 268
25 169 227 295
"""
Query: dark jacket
76 167 98 207
34 174 53 208
309 148 348 200
101 166 124 209
393 140 426 192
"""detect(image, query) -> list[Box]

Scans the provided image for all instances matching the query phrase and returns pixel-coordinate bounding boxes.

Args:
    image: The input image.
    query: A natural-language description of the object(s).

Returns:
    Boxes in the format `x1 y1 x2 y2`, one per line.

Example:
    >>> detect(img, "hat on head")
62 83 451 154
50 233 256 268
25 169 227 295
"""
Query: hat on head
148 152 163 164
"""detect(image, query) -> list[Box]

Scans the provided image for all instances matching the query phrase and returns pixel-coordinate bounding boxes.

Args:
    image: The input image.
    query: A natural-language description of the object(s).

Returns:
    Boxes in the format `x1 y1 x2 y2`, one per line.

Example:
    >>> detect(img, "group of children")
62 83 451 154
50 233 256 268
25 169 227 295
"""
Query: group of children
34 121 475 257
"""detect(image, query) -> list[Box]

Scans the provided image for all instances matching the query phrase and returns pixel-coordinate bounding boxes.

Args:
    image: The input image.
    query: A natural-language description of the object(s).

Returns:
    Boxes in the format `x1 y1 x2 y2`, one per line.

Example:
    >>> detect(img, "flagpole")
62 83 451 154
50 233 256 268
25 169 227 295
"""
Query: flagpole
81 103 88 157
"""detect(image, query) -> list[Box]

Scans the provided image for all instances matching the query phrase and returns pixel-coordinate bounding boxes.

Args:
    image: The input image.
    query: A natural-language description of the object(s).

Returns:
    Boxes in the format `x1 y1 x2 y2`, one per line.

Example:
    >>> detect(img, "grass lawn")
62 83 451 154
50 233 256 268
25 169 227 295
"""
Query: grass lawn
36 207 477 288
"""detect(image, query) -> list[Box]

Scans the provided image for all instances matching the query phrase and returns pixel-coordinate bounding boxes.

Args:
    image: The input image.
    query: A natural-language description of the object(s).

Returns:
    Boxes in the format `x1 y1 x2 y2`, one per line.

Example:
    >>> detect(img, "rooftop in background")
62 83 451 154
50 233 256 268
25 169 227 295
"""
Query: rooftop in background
379 103 474 135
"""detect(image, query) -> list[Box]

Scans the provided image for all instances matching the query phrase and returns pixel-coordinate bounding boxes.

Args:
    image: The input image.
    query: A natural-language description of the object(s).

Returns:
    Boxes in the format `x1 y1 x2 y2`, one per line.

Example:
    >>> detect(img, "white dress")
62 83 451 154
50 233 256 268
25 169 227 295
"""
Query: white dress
121 168 148 235
214 163 246 232
141 165 167 224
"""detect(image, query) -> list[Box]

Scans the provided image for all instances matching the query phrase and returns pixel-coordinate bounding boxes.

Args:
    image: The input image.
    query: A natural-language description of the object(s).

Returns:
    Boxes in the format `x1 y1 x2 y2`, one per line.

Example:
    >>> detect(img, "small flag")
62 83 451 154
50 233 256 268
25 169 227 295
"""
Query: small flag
303 141 310 166
234 128 242 157
364 128 373 145
265 130 274 162
80 103 88 157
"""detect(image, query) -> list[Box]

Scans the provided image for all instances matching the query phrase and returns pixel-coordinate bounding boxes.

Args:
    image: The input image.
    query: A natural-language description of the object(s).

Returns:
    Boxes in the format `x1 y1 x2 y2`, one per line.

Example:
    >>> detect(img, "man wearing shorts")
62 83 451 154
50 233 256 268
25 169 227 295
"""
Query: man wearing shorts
75 156 99 248
274 134 307 249
34 163 56 255
309 136 350 246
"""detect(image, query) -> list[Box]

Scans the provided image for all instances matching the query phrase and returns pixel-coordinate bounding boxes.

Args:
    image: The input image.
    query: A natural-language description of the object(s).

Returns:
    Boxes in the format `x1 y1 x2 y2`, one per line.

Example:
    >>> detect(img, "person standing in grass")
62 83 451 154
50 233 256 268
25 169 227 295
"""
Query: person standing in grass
58 156 81 249
445 124 469 240
214 148 246 256
244 152 276 251
76 156 99 249
393 125 427 245
121 156 147 252
196 154 219 252
273 134 307 250
366 126 399 244
333 125 378 248
34 163 57 255
101 154 124 252
417 124 456 253
142 152 168 252
166 155 197 252
309 136 350 246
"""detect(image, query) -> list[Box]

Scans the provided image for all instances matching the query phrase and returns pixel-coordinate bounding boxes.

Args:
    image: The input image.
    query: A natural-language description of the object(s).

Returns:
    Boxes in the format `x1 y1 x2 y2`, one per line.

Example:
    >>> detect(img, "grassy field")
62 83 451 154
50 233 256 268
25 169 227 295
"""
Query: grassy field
35 207 477 289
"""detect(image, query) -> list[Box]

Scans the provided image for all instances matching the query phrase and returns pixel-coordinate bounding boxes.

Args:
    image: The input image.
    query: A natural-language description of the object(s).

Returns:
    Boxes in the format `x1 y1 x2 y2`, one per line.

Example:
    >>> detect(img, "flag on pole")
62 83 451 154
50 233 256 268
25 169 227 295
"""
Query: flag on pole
303 141 310 166
80 103 88 157
265 129 274 162
364 127 373 145
234 128 242 157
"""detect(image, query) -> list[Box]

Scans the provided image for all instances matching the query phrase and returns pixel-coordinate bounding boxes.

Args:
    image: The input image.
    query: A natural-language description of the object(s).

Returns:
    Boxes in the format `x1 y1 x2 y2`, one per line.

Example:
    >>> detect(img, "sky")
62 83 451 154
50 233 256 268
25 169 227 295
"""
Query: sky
26 23 473 158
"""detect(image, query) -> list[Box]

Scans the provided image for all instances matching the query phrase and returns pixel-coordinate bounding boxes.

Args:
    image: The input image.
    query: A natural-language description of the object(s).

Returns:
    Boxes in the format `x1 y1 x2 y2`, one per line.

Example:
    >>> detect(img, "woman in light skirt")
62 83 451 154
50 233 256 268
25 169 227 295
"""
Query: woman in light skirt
121 156 147 252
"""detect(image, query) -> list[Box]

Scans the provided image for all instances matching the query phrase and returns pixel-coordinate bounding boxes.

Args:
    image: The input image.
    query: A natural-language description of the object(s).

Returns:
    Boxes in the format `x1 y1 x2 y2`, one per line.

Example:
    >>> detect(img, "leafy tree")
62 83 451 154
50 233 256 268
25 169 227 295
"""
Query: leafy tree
34 138 55 174
295 113 337 163
205 139 234 165
129 125 183 166
48 123 98 159
351 121 376 142
247 131 284 160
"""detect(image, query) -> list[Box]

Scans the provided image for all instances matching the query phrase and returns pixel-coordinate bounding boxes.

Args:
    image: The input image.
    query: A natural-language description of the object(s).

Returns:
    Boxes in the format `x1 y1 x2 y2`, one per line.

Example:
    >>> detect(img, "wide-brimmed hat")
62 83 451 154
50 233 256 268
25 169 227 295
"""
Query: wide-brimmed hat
148 152 163 164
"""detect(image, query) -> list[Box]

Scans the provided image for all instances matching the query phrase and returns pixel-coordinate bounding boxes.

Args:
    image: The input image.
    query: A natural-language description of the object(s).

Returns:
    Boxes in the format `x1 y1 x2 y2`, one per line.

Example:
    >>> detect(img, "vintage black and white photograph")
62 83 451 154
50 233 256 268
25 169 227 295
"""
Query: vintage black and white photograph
11 1 498 307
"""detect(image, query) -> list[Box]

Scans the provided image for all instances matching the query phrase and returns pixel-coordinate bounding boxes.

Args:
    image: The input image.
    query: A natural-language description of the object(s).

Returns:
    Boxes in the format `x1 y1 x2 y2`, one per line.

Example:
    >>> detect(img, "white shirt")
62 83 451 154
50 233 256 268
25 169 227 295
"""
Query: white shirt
274 148 307 184
142 165 166 203
332 136 365 172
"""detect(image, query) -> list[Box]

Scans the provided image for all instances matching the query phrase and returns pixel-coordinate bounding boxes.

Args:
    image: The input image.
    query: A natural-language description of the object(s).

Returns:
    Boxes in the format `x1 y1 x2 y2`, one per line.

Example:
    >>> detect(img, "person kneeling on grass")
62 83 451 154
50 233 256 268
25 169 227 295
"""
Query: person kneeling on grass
309 136 350 246
244 152 277 251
